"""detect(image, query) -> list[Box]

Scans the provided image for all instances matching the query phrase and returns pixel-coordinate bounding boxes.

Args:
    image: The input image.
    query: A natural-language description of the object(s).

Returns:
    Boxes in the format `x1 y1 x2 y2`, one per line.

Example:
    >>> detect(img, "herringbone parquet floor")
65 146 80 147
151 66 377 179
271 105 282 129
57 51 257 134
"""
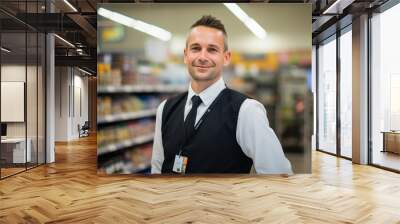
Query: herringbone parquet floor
1 135 400 223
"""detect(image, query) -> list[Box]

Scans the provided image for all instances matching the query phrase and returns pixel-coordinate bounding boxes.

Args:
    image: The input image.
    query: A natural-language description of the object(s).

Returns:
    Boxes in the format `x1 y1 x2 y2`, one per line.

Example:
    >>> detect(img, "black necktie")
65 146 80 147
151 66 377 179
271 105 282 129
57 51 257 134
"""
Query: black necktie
184 95 202 139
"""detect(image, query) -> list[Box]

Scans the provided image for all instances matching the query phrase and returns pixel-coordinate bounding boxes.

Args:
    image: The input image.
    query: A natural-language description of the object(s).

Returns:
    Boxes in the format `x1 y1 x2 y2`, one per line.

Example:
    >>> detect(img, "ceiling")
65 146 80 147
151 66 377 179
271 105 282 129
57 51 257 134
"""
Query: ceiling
0 0 393 74
0 0 98 72
98 3 311 54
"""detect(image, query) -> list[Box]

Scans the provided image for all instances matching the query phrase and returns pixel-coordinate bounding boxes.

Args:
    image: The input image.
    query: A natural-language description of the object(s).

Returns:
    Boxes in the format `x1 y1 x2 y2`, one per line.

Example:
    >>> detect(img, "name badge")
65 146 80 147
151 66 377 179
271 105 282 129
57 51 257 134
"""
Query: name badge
172 155 188 174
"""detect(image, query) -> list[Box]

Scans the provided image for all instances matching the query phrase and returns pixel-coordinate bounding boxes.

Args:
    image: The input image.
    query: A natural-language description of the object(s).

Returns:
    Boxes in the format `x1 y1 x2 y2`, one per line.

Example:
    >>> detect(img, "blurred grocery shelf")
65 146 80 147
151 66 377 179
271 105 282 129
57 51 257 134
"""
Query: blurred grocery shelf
98 84 187 94
98 108 157 124
98 133 154 156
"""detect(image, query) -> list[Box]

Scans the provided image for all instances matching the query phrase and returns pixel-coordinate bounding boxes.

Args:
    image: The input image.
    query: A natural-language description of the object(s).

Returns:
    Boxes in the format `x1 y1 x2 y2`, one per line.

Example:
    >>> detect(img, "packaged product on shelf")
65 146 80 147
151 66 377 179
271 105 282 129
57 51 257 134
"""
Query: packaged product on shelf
130 150 146 169
136 95 152 110
99 119 156 147
136 63 162 85
102 96 112 116
115 124 131 142
121 57 137 85
122 70 137 85
98 127 115 147
111 68 122 86
98 63 111 86
121 96 142 112
128 144 153 172
97 131 104 147
140 144 153 161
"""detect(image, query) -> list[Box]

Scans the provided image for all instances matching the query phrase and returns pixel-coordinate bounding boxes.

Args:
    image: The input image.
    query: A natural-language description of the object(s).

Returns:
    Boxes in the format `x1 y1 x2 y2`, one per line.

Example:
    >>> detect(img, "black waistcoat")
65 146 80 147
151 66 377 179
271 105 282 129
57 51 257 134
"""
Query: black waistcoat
161 88 253 174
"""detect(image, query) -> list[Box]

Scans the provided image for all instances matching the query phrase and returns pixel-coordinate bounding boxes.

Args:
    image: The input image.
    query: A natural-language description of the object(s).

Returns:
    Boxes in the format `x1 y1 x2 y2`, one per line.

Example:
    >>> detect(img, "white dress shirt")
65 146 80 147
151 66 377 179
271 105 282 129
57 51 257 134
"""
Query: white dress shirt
151 77 293 174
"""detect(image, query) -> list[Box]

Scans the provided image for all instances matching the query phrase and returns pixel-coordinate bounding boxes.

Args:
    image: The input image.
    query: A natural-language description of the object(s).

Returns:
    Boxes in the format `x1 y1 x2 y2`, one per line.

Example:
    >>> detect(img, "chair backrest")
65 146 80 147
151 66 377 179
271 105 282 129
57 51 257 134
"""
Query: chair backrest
82 121 90 129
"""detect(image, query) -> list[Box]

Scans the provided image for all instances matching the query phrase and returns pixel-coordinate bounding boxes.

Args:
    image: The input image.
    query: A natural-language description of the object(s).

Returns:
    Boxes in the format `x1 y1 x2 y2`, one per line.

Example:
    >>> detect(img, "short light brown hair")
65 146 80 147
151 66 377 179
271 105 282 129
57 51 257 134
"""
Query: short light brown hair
189 15 228 51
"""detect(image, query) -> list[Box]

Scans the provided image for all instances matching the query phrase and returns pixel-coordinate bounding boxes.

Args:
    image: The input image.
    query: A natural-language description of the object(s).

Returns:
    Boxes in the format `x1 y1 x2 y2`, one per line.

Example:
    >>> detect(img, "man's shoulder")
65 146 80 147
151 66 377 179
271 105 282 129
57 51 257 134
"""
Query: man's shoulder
239 98 267 118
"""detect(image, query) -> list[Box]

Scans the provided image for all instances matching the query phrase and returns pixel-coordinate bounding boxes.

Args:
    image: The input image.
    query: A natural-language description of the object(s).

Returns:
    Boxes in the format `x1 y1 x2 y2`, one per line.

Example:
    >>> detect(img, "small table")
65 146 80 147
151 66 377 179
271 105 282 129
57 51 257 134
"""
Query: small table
381 131 400 154
1 138 32 164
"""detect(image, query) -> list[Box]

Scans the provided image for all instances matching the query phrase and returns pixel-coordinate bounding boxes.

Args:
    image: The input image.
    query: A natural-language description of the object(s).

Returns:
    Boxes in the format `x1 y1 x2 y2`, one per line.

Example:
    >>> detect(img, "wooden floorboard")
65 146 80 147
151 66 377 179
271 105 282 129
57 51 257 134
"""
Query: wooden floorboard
1 135 400 223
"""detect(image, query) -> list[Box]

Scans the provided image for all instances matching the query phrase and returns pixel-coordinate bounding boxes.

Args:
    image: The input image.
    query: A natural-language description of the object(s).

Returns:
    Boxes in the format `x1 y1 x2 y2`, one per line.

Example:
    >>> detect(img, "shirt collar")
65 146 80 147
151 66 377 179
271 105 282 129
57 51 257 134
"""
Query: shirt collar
187 77 226 107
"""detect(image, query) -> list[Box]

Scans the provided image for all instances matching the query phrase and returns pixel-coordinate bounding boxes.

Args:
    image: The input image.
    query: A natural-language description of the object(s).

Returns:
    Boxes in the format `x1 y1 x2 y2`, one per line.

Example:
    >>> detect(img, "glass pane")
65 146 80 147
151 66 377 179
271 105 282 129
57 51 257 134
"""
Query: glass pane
38 32 45 165
318 38 337 154
26 0 39 169
27 31 38 169
371 4 400 171
1 30 27 177
340 29 352 158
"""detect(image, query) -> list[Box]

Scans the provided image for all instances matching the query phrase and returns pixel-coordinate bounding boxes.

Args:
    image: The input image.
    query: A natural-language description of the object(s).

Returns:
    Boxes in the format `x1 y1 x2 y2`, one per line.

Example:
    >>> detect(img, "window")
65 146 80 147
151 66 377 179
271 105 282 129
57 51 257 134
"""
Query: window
370 2 400 171
339 29 352 158
317 37 337 154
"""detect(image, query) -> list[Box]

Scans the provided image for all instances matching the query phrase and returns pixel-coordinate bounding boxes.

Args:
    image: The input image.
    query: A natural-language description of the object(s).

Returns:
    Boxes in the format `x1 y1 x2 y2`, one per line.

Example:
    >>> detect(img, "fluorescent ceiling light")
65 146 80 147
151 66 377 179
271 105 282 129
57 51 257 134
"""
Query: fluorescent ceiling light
54 34 75 48
1 47 11 53
78 67 92 76
63 0 78 12
223 3 267 39
98 7 172 42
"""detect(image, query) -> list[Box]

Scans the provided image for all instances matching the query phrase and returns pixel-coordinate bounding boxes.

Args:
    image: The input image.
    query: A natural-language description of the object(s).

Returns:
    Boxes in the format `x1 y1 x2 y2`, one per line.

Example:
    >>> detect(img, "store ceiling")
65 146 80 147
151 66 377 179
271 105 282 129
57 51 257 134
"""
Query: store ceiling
98 3 311 54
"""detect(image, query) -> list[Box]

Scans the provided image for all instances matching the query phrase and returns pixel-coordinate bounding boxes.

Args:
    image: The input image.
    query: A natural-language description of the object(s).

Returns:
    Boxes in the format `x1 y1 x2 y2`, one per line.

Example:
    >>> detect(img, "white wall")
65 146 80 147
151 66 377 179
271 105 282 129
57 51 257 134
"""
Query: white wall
71 73 89 138
54 67 89 141
55 67 69 141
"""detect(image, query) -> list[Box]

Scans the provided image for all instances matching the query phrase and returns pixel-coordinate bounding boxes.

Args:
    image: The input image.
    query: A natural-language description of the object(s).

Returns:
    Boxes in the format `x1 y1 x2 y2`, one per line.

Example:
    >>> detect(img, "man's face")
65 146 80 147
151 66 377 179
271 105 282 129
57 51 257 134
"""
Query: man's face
184 26 231 82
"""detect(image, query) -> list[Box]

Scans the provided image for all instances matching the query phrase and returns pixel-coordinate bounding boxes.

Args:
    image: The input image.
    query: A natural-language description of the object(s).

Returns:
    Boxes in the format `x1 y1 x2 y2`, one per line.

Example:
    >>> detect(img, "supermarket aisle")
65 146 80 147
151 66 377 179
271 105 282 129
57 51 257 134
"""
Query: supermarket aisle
96 5 312 174
97 54 188 174
1 135 400 223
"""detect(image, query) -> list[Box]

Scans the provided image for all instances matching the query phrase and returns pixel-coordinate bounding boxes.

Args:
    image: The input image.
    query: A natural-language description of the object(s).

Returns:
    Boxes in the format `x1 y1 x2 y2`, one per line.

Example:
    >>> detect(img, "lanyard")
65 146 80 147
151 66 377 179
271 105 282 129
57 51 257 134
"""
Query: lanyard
179 88 228 155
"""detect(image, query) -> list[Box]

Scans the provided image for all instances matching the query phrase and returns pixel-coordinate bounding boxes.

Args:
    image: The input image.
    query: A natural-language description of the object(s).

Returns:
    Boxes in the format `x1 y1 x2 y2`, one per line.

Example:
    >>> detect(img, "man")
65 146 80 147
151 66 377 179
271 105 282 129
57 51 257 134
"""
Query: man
151 15 292 174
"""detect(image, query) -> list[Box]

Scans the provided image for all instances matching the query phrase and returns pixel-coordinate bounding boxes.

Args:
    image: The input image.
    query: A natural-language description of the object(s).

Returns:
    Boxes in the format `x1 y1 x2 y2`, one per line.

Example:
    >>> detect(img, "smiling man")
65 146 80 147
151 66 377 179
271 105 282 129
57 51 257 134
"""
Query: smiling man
151 15 293 174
